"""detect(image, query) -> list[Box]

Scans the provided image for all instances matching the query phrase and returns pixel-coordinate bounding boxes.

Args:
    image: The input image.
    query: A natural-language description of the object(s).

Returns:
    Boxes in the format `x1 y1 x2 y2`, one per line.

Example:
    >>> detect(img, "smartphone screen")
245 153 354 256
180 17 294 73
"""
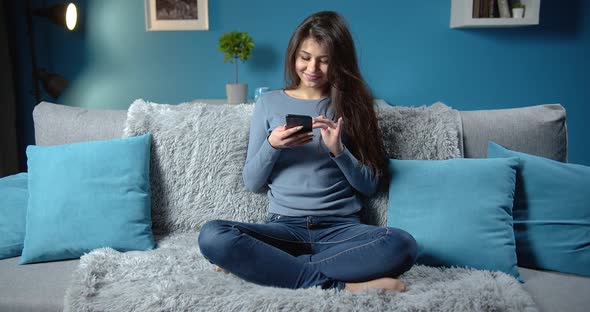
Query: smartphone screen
285 114 312 133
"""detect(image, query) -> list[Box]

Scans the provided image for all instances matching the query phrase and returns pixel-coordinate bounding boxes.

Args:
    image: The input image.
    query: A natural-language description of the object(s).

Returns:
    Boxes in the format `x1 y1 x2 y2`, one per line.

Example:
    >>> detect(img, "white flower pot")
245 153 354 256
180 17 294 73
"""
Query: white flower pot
512 8 525 18
226 83 248 104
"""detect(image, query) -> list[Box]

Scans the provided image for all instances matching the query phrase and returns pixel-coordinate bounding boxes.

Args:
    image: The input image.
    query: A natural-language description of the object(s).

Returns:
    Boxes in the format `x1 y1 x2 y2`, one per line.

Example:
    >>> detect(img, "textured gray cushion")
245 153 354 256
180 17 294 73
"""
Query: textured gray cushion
520 267 590 312
378 102 462 160
460 104 568 161
123 100 268 234
0 256 79 312
33 102 127 146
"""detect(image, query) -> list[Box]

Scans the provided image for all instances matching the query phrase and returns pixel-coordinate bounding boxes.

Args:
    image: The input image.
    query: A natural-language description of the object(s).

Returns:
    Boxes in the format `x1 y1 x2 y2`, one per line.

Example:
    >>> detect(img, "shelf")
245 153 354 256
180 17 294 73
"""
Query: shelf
450 0 540 29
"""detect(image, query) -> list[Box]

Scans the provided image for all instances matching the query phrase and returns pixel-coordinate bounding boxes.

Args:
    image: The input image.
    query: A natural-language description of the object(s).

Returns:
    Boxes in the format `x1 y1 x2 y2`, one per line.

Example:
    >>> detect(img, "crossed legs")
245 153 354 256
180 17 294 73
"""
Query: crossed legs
198 219 417 291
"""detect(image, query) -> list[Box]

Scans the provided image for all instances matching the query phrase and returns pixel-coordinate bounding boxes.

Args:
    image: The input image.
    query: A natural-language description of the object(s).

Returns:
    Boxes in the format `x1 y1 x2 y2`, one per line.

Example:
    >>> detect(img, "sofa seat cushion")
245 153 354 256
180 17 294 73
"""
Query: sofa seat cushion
520 267 590 312
0 256 78 312
4 255 589 312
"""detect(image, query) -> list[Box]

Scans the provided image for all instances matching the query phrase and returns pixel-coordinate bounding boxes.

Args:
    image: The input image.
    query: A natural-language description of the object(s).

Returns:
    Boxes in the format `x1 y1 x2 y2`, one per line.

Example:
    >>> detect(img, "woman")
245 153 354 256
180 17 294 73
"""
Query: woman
198 11 417 292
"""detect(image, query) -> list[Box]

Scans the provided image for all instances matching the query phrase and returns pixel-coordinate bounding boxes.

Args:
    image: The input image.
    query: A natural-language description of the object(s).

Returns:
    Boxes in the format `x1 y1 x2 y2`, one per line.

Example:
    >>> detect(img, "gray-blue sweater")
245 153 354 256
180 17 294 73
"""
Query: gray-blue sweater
242 90 378 217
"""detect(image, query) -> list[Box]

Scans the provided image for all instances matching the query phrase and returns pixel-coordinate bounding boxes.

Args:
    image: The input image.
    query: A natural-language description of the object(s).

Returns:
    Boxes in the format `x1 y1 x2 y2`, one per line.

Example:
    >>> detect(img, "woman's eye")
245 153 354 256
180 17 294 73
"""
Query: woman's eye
301 57 310 61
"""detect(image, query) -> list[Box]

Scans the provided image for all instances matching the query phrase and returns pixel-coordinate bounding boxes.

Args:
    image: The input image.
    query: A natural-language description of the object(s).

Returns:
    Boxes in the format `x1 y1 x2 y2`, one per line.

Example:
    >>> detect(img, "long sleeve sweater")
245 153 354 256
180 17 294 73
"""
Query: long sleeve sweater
242 90 378 216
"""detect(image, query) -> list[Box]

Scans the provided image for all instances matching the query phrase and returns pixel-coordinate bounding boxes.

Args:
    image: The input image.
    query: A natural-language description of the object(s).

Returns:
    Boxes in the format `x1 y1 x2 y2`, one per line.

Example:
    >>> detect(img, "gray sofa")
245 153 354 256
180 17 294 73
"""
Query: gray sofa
0 101 588 312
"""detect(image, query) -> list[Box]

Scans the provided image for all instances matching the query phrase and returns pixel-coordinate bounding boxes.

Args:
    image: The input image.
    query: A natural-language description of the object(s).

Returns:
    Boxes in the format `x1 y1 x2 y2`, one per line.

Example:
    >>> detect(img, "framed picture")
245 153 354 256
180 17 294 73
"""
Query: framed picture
145 0 209 31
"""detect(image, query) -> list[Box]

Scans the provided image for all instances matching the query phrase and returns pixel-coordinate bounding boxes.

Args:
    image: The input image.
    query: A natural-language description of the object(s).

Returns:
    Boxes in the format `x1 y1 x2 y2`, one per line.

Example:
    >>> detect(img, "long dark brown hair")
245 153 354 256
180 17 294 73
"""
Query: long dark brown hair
284 11 387 179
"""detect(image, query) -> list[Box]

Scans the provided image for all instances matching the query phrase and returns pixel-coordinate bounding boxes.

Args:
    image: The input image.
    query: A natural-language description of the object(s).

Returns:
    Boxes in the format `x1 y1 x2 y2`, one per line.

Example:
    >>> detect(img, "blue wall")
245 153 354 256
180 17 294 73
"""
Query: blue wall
8 0 590 165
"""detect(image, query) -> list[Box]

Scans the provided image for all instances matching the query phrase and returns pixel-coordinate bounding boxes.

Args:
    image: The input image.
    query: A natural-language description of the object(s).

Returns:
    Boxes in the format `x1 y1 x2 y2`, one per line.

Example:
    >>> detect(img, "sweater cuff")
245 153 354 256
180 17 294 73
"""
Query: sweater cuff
330 146 355 166
261 135 282 160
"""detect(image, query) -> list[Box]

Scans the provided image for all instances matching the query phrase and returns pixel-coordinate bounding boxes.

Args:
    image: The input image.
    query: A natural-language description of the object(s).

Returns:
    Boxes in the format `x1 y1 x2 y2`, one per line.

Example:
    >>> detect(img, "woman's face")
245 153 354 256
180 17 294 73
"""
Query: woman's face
294 38 330 91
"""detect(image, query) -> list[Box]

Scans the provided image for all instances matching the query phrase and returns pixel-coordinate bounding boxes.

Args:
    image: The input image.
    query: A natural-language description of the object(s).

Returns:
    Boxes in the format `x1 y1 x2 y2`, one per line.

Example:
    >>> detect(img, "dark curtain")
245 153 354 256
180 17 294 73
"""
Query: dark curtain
0 2 20 177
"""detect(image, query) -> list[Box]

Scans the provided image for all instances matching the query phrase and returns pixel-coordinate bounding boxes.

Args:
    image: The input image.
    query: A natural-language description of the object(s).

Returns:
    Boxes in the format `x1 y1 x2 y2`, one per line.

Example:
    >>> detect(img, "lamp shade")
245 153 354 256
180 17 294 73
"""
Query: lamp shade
32 3 77 31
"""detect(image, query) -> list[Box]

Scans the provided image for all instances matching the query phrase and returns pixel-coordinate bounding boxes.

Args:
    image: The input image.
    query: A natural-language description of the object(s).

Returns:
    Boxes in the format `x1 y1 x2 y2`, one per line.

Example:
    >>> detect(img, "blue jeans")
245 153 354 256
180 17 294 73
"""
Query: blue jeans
198 213 418 290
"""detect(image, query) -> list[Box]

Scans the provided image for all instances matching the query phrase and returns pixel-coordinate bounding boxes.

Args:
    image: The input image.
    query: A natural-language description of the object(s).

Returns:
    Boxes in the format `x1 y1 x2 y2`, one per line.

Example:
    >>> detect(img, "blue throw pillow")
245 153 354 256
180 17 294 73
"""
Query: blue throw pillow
488 141 590 277
387 158 522 280
20 134 155 264
0 173 28 259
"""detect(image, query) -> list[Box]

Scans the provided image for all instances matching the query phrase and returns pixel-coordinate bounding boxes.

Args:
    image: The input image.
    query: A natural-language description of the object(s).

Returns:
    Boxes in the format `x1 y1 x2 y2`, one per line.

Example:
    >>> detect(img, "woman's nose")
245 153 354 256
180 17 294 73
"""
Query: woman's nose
308 59 319 71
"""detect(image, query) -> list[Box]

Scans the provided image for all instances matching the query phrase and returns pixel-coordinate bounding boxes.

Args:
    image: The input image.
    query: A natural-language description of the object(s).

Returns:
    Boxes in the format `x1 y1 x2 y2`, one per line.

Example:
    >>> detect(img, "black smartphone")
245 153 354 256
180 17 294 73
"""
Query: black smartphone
285 114 313 133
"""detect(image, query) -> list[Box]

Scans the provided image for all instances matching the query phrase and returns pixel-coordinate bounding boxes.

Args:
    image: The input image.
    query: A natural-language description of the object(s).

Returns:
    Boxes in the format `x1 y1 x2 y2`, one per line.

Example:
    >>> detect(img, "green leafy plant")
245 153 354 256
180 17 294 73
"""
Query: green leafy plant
512 2 525 9
218 31 255 84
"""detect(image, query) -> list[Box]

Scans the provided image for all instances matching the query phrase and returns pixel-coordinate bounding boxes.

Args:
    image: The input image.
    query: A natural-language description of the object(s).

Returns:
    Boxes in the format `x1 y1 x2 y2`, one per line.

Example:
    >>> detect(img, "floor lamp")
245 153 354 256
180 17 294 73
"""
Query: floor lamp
26 1 78 104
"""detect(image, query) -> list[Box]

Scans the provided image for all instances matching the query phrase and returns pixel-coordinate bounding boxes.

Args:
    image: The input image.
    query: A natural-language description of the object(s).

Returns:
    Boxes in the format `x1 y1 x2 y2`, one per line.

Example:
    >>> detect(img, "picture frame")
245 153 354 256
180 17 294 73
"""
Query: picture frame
145 0 209 31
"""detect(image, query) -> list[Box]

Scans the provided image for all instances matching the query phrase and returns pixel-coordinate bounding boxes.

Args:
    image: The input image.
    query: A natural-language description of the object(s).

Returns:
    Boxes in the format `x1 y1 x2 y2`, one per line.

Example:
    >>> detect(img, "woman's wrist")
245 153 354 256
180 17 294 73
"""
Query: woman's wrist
267 135 278 149
329 144 344 157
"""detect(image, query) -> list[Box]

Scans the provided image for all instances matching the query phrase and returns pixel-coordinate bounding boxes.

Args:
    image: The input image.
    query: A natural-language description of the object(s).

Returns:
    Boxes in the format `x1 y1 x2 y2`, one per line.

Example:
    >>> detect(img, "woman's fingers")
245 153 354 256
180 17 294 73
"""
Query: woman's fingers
313 117 336 129
286 136 313 147
271 116 344 149
280 125 304 139
284 131 314 147
312 121 330 130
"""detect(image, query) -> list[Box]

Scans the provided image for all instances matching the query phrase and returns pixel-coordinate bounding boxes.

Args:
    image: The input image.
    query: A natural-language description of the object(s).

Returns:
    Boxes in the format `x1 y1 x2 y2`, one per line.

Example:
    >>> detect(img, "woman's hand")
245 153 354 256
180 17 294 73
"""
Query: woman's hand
268 125 314 149
314 115 344 156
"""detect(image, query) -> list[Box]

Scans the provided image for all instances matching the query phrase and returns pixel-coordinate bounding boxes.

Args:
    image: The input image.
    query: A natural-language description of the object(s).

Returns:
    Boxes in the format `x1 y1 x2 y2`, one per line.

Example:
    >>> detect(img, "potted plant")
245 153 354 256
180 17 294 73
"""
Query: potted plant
511 2 525 18
218 31 255 104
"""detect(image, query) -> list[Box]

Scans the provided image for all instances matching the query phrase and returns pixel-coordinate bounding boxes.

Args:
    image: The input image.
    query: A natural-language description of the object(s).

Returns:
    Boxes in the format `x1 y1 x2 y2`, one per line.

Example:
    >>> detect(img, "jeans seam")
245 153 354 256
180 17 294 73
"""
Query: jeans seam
232 224 308 244
313 229 374 245
307 228 391 265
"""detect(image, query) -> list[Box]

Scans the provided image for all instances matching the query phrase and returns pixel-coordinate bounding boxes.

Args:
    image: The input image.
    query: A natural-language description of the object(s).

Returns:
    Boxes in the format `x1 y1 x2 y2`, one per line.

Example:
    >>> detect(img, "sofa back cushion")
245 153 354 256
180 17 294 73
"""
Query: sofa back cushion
33 102 569 164
460 104 567 162
33 102 127 146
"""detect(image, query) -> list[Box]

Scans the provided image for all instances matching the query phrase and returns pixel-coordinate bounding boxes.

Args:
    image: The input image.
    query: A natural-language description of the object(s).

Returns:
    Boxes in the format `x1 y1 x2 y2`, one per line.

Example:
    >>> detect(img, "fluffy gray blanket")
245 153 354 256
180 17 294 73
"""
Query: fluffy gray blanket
63 100 536 311
64 233 536 312
122 100 462 233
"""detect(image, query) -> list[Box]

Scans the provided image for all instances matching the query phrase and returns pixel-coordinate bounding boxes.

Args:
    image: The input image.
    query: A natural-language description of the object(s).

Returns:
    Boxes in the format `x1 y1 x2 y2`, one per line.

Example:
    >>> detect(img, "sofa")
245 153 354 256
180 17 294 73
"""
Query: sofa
0 100 589 312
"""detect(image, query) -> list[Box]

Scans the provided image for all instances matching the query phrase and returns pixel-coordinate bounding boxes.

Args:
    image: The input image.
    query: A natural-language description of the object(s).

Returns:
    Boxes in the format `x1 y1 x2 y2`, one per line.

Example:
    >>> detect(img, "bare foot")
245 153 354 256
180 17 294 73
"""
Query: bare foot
345 277 407 292
213 266 230 274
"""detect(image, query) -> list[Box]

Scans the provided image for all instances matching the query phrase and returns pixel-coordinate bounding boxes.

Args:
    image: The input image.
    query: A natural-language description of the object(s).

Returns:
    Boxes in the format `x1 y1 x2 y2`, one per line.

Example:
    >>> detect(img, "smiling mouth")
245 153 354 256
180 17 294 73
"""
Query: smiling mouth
303 73 322 81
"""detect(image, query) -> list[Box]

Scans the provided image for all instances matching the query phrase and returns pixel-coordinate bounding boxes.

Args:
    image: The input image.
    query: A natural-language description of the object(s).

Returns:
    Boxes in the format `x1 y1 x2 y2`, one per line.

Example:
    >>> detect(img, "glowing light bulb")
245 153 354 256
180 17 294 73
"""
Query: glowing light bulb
65 3 77 30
